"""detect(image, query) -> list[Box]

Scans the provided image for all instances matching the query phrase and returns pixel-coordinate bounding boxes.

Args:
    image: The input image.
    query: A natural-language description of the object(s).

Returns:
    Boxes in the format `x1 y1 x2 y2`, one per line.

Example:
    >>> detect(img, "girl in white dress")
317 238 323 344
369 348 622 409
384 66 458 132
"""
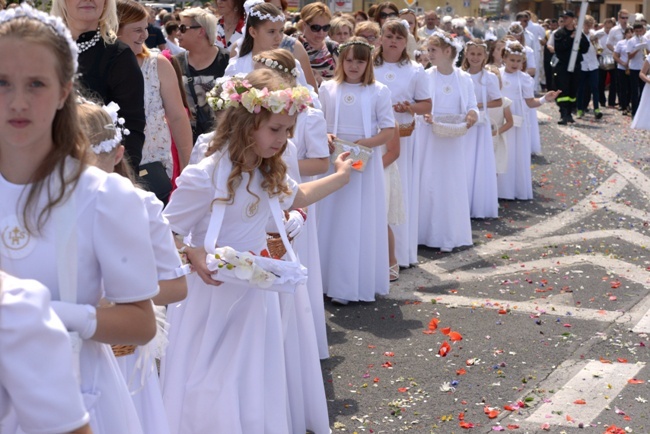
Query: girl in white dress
160 69 352 433
116 0 193 199
374 19 432 271
418 31 478 252
632 54 650 130
252 49 332 359
505 29 542 156
461 39 501 219
0 6 159 434
0 272 91 434
497 41 560 200
77 100 189 434
318 37 396 304
485 65 514 175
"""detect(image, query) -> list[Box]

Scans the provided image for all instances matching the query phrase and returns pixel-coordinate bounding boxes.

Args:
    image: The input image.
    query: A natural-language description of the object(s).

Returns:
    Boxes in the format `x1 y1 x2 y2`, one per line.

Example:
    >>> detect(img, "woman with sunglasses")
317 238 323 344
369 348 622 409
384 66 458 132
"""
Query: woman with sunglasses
175 7 229 142
373 2 399 27
298 2 338 84
52 0 146 170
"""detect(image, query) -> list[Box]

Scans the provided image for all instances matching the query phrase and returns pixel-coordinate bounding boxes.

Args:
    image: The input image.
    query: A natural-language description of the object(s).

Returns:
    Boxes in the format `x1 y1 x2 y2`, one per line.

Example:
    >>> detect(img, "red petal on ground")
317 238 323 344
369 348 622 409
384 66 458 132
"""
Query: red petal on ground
439 341 451 357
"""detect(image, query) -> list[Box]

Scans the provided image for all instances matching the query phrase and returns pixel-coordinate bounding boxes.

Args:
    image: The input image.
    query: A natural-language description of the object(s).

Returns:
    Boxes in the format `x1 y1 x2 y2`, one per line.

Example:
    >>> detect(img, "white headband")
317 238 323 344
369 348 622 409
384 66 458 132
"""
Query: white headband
508 22 524 35
503 39 524 55
0 4 78 73
253 55 299 77
245 0 284 22
92 102 130 154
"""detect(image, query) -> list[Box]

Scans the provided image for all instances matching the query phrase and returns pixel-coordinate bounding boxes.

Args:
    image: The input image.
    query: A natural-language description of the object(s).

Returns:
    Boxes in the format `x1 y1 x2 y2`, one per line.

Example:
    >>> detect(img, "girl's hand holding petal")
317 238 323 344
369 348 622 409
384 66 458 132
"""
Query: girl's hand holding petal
334 151 353 180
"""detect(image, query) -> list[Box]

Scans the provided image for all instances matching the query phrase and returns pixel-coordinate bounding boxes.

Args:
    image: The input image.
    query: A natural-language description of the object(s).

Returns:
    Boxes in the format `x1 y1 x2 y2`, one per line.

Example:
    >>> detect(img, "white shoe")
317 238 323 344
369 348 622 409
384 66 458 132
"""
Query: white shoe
331 298 349 305
440 247 453 253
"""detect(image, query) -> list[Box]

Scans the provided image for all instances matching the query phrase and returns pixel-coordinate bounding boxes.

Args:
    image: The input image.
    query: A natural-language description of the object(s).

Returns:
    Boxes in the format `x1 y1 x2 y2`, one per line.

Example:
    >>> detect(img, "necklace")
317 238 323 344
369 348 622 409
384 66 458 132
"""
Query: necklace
438 70 455 95
77 29 101 54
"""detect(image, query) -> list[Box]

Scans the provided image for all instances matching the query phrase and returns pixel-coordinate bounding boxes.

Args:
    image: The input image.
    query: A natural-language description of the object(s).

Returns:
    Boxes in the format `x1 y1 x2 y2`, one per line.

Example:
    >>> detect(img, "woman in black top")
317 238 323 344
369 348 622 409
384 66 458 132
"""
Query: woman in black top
52 0 146 169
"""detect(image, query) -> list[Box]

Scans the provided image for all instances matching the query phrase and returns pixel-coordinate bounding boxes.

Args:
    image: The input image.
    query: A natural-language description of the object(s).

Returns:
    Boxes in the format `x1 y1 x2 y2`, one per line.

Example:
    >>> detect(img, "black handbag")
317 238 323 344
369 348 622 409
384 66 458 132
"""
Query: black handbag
139 161 172 204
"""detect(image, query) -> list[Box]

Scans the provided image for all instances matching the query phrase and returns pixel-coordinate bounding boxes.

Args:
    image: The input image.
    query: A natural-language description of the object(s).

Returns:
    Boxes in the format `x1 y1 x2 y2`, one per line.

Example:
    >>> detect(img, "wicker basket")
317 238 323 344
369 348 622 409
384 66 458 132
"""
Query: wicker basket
330 139 372 172
431 114 468 138
266 210 291 259
112 344 137 357
398 119 416 137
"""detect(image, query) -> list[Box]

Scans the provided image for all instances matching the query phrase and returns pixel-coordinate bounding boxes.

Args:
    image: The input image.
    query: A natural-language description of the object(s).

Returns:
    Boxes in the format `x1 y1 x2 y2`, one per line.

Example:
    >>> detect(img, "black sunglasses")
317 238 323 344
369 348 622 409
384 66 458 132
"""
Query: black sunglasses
379 11 398 19
179 24 202 33
308 23 331 32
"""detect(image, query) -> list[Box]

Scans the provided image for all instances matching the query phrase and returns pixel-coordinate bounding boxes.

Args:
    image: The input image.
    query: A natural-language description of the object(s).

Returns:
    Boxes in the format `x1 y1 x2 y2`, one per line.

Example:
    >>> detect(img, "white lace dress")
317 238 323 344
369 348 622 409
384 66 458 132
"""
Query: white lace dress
141 55 173 177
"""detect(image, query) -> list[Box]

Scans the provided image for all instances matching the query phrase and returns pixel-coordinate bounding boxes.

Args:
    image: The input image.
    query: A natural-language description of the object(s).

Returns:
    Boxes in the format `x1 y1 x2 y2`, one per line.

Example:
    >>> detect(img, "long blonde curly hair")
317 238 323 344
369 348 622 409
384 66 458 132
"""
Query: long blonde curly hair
206 69 295 208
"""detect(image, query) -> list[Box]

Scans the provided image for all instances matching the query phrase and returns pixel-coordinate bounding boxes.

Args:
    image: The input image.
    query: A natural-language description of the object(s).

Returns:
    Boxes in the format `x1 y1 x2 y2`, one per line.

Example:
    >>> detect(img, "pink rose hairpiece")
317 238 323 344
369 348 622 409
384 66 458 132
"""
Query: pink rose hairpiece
207 75 312 115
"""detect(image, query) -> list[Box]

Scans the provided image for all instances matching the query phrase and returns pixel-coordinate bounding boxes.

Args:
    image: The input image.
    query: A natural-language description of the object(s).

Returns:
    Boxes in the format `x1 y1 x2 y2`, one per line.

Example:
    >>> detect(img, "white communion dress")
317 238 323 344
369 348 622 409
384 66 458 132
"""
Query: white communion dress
375 60 431 266
317 80 395 302
0 160 159 434
417 67 476 250
632 54 650 130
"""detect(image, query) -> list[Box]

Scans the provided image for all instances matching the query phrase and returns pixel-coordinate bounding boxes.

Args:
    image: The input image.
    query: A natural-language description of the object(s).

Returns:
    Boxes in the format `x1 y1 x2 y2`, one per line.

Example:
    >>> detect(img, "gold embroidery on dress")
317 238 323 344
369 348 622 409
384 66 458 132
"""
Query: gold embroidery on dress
2 225 30 251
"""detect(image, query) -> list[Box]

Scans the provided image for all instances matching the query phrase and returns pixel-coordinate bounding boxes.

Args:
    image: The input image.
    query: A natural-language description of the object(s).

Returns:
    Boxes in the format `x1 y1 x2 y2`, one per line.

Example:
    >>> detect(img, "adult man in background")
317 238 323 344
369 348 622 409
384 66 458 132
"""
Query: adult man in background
550 10 589 124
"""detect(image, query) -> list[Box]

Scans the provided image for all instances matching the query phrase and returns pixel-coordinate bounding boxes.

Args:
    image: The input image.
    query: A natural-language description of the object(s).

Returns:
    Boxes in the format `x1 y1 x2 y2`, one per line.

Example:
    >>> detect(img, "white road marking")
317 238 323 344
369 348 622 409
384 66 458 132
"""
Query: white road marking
525 359 645 427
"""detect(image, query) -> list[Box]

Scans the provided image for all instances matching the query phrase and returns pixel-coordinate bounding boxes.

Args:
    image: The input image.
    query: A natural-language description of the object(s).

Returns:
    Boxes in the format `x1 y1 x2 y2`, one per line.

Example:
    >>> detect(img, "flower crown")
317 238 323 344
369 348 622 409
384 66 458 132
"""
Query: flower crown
339 39 374 52
207 76 312 115
504 39 524 55
0 4 78 73
91 102 131 154
244 0 284 22
508 22 524 36
466 39 487 49
253 55 299 77
431 31 463 54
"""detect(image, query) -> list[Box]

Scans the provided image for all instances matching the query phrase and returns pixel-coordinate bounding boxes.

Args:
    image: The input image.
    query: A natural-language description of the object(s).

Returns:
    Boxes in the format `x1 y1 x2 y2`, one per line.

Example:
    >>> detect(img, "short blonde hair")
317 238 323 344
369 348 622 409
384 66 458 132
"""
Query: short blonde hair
329 16 353 37
354 20 380 38
52 0 118 43
300 2 331 24
180 7 217 46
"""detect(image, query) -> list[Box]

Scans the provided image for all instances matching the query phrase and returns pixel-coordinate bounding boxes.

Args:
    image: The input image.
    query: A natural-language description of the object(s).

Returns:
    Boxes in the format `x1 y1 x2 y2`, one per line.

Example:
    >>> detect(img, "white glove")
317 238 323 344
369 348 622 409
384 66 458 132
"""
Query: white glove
50 301 97 340
284 210 305 238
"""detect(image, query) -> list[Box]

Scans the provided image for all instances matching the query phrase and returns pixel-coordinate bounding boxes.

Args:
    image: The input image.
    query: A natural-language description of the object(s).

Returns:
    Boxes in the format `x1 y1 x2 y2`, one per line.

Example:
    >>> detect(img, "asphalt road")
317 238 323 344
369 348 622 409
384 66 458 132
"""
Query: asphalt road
321 103 650 434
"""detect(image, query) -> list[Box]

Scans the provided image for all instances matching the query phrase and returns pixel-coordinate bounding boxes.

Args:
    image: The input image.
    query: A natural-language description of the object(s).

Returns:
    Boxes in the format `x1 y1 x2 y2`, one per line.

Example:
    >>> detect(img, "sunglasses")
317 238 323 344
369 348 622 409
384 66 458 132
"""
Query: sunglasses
179 24 202 33
379 11 398 19
308 23 331 32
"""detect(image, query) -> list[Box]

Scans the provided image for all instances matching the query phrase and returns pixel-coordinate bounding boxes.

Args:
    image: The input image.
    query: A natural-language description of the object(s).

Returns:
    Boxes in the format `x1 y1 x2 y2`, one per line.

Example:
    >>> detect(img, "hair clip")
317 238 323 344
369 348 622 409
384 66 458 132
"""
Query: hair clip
339 39 375 51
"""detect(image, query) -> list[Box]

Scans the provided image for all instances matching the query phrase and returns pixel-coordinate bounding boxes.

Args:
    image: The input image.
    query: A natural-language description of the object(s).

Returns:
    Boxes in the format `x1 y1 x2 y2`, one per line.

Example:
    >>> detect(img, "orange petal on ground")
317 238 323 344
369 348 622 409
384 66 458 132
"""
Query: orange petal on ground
574 399 586 404
628 378 645 384
459 421 474 429
617 358 628 363
441 327 451 335
439 341 451 357
456 368 467 375
428 318 439 331
449 331 463 341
